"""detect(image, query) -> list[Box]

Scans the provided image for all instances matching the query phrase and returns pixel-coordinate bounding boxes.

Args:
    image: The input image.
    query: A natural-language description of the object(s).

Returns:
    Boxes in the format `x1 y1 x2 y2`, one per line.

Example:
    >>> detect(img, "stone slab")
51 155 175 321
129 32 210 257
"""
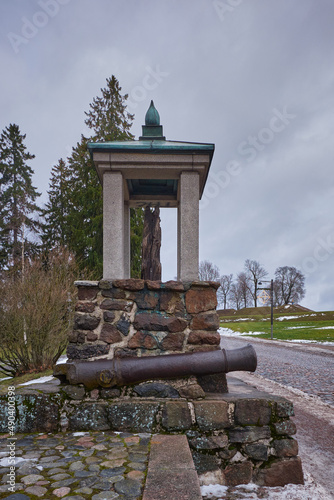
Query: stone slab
143 434 202 500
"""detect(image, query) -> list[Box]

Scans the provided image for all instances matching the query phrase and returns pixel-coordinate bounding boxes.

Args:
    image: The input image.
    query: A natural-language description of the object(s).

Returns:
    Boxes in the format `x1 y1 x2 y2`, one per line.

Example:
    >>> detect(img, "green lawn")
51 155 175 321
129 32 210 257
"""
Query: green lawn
220 311 334 342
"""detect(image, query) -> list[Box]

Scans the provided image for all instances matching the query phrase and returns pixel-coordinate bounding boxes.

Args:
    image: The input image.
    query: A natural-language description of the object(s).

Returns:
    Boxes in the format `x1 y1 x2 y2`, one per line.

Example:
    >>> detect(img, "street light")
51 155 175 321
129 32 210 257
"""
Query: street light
258 279 274 340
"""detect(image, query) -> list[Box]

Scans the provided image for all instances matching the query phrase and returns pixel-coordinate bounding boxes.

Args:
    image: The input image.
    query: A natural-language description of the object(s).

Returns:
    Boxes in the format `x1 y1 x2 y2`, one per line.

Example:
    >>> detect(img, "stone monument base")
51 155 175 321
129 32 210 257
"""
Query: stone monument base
0 376 304 488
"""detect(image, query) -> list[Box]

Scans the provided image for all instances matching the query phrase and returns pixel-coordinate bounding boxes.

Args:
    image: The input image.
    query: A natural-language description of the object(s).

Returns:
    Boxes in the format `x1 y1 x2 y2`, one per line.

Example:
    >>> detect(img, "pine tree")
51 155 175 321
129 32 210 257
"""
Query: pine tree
0 124 41 271
42 158 71 250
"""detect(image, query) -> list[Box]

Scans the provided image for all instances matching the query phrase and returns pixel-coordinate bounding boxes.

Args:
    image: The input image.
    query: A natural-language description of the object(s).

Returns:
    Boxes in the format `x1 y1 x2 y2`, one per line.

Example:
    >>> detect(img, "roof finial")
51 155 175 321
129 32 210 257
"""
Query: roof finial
145 100 160 126
140 100 165 140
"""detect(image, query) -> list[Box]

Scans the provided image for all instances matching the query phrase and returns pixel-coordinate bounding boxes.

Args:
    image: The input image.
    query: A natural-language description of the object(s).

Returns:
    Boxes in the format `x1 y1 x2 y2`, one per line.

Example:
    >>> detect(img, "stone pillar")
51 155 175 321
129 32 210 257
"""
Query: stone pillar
103 171 125 279
177 171 199 281
124 202 130 279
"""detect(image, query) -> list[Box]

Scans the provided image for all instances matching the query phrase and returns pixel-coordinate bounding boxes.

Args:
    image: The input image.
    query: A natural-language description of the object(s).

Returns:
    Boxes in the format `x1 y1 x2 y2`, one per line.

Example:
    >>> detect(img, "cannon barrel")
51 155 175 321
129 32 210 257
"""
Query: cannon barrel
60 344 257 389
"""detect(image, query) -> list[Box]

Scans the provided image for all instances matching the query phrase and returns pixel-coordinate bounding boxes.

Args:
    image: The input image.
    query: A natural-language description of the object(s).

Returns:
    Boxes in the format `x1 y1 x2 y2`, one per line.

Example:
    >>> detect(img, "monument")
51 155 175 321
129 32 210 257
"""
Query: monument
50 102 304 487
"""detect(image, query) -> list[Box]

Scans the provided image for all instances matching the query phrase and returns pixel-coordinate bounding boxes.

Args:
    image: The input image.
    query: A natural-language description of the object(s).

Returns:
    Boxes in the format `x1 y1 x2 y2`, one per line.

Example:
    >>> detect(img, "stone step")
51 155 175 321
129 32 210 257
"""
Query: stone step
142 434 202 500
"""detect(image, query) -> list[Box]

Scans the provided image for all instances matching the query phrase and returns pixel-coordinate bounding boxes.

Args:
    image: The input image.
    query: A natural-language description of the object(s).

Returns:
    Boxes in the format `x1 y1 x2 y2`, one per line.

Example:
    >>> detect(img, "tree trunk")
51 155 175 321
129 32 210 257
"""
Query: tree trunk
141 206 162 281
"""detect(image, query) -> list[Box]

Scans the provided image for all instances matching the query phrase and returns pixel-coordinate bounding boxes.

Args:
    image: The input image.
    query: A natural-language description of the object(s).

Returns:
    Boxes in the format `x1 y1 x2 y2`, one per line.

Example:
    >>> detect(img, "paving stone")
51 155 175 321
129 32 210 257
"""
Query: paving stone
21 474 44 485
52 486 71 497
128 453 148 462
127 470 145 481
85 456 100 464
2 495 31 500
51 478 78 488
114 478 142 497
75 487 94 495
92 491 120 499
79 449 95 457
61 450 78 458
128 462 147 471
69 460 85 471
88 464 101 472
59 497 85 500
50 473 71 481
100 467 126 477
47 468 67 475
93 478 117 490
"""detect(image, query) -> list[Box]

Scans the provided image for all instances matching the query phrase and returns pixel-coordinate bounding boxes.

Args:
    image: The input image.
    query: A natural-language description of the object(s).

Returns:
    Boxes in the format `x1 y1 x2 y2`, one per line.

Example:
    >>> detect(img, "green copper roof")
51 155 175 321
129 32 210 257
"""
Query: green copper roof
87 139 214 154
145 100 160 125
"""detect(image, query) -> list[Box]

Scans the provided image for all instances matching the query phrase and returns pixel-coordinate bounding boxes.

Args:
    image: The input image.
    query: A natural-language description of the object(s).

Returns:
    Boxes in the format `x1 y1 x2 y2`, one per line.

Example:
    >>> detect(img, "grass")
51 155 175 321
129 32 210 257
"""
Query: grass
220 310 334 343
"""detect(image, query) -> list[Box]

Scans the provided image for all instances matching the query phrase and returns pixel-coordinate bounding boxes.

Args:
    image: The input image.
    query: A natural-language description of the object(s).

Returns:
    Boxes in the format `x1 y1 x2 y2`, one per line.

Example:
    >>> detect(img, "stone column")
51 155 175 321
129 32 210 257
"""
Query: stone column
103 171 125 279
177 171 199 281
124 202 131 279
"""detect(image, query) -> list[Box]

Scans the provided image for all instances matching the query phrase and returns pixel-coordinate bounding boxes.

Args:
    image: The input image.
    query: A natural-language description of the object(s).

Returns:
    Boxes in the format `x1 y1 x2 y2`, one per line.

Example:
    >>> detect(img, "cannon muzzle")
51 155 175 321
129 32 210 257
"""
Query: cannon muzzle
56 344 257 389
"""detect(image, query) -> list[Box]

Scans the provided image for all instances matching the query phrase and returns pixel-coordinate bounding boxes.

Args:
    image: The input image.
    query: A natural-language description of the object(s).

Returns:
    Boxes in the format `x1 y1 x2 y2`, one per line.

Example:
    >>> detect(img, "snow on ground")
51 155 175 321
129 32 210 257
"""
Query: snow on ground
231 318 252 322
200 472 332 499
284 339 334 346
286 326 310 329
276 314 309 321
219 328 334 345
57 355 68 364
19 376 55 386
219 327 265 336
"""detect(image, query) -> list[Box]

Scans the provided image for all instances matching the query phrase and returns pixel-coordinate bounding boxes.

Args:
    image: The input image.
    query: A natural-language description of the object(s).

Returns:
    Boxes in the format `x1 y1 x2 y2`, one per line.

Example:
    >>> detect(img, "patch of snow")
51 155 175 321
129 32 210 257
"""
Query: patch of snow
277 314 309 321
19 375 55 386
201 484 228 498
0 376 13 381
56 355 68 364
219 327 265 337
72 432 89 436
284 339 317 343
201 473 332 499
314 326 334 330
283 339 334 345
286 326 310 329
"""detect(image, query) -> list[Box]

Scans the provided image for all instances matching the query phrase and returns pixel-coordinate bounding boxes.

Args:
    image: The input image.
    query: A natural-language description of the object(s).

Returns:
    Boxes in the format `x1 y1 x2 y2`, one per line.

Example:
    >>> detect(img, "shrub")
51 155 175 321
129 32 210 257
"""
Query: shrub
0 248 78 376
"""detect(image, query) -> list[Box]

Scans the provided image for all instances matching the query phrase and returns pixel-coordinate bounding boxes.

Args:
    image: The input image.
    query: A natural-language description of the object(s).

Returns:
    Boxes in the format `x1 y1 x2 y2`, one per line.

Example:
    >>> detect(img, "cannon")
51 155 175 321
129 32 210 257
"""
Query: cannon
55 344 257 390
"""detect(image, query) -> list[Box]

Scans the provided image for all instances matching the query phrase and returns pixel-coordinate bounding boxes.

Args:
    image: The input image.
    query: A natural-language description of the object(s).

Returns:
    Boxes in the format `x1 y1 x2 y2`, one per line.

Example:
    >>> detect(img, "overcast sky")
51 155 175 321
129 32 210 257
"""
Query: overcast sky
1 0 334 311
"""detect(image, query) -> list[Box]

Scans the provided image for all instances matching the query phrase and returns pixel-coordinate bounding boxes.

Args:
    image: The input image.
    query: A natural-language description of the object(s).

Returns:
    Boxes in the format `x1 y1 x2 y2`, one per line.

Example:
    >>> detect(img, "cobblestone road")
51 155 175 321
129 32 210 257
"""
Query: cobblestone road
221 336 334 407
0 431 151 499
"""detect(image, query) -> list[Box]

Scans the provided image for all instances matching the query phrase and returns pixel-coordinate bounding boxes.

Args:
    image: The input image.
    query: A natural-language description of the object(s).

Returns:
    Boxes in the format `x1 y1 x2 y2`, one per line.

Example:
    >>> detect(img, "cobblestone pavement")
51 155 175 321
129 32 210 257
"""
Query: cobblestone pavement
0 431 151 499
221 336 334 407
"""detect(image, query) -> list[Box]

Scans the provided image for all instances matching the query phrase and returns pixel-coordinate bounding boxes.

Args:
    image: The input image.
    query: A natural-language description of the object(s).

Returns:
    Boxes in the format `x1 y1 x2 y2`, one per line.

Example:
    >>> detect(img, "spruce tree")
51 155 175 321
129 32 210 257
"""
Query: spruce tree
60 75 144 277
42 158 71 250
65 136 103 274
0 124 41 271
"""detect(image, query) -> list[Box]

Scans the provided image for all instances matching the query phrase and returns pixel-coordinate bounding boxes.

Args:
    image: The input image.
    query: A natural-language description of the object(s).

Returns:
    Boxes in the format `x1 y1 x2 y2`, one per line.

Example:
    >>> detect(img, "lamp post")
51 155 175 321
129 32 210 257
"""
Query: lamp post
258 279 274 340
